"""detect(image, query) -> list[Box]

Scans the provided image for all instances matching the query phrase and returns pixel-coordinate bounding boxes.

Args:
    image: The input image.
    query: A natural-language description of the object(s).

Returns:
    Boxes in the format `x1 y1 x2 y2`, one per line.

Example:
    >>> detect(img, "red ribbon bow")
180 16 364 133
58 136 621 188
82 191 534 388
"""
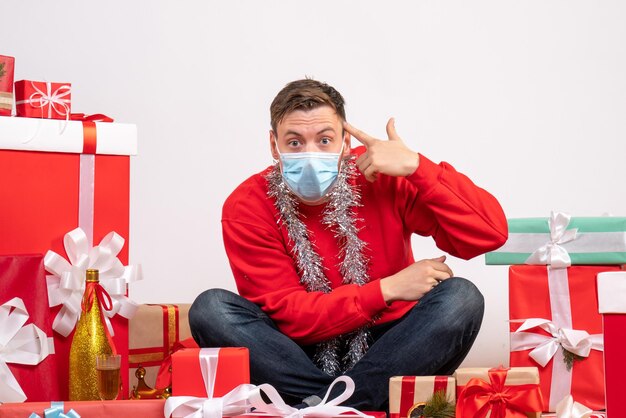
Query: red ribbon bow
155 337 199 389
456 367 544 418
81 280 118 354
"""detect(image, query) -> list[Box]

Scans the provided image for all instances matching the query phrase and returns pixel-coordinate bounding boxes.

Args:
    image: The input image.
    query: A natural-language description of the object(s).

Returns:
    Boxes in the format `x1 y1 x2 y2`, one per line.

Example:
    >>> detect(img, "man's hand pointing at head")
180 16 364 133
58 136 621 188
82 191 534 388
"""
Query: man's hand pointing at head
343 118 420 182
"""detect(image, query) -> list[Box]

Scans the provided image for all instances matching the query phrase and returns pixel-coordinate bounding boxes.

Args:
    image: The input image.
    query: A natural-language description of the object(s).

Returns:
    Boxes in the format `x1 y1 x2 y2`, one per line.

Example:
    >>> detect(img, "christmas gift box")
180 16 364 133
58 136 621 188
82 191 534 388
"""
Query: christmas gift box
0 400 166 418
0 55 15 116
171 347 250 397
167 374 381 418
0 256 56 403
508 265 622 412
389 376 455 418
128 303 193 396
485 212 626 266
0 115 138 400
597 271 626 418
15 79 72 120
455 367 543 418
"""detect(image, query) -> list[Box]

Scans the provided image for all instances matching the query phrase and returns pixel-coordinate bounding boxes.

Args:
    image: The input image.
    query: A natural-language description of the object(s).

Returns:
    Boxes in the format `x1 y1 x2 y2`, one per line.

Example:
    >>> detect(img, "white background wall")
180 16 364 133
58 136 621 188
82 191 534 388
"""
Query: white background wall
3 0 625 368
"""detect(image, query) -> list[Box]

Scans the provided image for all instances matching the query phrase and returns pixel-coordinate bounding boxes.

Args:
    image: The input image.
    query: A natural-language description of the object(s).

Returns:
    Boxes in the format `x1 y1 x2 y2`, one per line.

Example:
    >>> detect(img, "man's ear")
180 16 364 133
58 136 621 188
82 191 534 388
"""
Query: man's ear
342 129 351 158
269 130 279 160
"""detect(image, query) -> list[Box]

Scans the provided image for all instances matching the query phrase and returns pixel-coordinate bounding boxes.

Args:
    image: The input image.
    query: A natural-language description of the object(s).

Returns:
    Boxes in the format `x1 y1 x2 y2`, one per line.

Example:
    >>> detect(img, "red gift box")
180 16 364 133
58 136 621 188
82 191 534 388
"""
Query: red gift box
389 376 455 418
0 115 137 400
597 271 626 418
171 347 250 397
0 400 166 418
509 265 622 412
0 55 15 116
15 80 71 120
455 367 543 418
0 254 60 402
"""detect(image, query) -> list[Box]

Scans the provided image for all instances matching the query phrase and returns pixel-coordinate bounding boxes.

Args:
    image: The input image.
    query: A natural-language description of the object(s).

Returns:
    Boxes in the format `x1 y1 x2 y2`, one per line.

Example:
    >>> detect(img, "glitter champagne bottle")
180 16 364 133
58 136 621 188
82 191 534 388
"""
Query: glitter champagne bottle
69 269 114 400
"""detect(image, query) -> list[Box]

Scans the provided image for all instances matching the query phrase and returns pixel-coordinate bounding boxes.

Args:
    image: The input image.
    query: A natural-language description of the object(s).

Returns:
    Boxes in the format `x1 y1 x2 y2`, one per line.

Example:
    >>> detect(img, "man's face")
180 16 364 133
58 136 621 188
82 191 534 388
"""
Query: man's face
270 105 351 158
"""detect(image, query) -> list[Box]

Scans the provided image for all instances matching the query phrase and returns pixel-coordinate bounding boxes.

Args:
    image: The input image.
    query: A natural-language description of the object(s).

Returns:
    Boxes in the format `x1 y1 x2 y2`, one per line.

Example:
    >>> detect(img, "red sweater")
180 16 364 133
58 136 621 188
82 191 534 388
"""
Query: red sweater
222 147 507 346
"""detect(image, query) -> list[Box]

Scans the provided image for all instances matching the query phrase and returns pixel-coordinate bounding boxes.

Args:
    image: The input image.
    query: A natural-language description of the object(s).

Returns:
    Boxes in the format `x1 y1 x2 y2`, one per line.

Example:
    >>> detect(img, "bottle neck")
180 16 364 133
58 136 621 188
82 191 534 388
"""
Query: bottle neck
86 269 99 283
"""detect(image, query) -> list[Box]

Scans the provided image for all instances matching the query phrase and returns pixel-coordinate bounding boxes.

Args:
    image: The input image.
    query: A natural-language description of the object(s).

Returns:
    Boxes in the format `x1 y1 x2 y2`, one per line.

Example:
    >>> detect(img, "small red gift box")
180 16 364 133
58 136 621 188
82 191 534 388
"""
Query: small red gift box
15 79 71 119
597 271 626 418
171 347 250 397
0 400 166 418
389 376 455 418
0 55 15 116
509 265 622 411
0 254 60 402
455 367 543 418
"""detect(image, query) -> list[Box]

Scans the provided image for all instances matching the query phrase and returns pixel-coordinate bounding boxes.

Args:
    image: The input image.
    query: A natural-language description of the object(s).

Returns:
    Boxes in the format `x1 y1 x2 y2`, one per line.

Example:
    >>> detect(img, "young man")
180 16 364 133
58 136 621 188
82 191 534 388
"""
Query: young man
190 79 507 410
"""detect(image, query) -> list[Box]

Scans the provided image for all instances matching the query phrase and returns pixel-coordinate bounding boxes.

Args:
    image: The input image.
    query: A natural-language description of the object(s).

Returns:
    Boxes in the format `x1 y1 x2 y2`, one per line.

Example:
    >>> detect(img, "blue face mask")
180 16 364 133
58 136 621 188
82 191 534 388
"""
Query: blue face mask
276 142 344 203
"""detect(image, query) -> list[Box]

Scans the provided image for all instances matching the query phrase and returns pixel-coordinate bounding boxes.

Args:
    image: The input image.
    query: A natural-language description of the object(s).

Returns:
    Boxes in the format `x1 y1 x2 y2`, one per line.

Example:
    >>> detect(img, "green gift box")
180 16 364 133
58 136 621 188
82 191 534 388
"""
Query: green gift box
485 212 626 265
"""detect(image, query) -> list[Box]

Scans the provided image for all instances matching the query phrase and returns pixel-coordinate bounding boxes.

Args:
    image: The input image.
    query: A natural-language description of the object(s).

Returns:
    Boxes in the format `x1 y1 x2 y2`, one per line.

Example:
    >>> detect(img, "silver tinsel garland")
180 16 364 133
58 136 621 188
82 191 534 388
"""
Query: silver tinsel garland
266 157 372 376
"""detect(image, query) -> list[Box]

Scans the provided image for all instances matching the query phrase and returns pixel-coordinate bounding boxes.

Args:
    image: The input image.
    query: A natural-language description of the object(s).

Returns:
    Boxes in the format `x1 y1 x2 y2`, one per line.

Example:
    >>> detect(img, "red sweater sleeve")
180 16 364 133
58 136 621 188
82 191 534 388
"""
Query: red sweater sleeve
402 153 508 259
222 177 389 345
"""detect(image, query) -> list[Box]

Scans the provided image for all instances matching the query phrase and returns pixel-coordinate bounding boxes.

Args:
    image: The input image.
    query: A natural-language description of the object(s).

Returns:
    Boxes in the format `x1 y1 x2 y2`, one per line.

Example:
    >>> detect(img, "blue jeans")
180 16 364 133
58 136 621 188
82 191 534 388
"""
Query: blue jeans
189 277 484 411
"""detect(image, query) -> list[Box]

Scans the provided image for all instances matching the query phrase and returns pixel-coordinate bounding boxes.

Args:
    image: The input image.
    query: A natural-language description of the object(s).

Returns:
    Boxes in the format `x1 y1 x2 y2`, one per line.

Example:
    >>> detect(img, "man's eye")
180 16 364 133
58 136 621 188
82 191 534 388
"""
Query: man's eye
288 140 300 147
320 137 331 145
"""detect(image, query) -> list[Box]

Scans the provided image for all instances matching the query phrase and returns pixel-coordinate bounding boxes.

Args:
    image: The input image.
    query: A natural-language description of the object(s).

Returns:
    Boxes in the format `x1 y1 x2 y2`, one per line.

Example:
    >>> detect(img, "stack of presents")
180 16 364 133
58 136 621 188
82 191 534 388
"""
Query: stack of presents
1 52 625 417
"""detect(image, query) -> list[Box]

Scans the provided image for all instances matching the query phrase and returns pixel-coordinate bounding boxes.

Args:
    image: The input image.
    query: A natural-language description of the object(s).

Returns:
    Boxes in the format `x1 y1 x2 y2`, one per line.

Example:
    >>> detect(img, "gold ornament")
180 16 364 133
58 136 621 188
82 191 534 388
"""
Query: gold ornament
68 269 116 400
130 365 172 399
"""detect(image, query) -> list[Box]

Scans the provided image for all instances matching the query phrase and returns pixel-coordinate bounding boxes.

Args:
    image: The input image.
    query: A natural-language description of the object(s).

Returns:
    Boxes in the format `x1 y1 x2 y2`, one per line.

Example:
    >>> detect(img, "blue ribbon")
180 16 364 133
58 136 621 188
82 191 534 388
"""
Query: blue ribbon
29 401 81 418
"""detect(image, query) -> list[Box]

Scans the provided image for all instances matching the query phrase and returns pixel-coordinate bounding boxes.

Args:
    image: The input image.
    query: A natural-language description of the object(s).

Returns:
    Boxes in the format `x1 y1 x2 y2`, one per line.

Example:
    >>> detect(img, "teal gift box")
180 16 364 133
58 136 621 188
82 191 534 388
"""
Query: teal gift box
485 213 626 265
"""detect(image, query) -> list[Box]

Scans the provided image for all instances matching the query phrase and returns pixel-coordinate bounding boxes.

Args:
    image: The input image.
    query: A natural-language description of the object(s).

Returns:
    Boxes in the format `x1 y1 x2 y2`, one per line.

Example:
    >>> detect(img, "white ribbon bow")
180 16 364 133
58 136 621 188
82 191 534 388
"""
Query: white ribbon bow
164 376 373 418
164 347 372 418
250 376 372 418
0 297 55 403
510 318 603 367
164 383 255 418
44 227 142 337
556 395 593 418
525 211 578 268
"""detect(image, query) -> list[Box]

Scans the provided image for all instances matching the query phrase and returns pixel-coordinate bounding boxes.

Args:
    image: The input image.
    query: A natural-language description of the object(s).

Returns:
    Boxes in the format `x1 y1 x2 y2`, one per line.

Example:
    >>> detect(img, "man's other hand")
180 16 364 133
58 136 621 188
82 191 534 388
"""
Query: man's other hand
343 118 420 182
380 256 453 303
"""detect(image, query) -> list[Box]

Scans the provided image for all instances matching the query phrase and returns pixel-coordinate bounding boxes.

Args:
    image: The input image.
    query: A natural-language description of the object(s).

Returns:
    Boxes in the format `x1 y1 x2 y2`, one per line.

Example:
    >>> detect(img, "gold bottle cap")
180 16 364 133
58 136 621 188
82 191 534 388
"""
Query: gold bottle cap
85 269 99 283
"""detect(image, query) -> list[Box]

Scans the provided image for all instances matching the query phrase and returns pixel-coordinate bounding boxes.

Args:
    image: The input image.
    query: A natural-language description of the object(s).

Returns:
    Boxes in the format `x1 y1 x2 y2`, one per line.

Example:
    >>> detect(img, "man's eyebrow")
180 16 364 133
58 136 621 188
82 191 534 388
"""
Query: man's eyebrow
283 126 336 137
317 127 336 135
284 129 302 137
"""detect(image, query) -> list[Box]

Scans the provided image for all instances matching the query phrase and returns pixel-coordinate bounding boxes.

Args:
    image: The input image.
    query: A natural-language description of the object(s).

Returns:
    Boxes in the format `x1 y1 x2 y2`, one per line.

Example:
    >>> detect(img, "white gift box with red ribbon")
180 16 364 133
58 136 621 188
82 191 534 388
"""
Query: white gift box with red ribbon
0 114 136 155
597 272 626 314
597 271 626 418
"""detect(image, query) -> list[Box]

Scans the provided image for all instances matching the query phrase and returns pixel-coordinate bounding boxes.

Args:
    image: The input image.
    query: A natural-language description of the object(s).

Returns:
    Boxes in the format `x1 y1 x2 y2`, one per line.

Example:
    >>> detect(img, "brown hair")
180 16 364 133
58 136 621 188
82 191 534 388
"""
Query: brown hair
270 79 346 132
